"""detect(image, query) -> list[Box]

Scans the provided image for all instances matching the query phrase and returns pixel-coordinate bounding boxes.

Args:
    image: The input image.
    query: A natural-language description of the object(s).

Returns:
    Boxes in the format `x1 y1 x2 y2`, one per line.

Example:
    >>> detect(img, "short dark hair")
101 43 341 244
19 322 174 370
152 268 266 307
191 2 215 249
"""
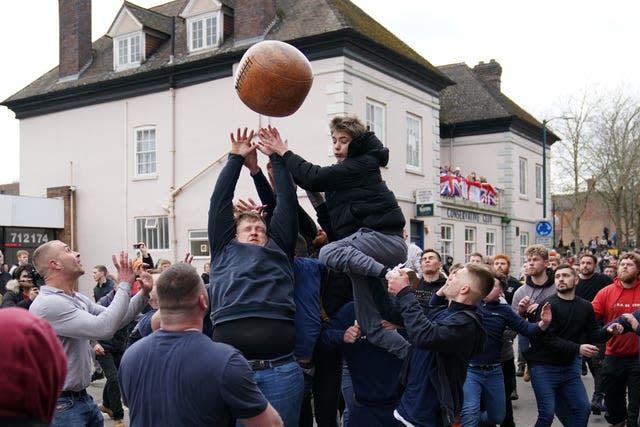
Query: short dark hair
13 264 34 281
295 234 308 257
329 115 367 140
156 263 204 313
555 264 576 276
93 265 108 276
579 254 597 264
421 249 442 262
494 271 508 290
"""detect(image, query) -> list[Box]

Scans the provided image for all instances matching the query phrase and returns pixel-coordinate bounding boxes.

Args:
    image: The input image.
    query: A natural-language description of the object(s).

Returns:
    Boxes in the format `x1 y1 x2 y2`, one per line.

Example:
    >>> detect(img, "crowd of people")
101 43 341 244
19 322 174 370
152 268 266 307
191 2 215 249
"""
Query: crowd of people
1 115 640 427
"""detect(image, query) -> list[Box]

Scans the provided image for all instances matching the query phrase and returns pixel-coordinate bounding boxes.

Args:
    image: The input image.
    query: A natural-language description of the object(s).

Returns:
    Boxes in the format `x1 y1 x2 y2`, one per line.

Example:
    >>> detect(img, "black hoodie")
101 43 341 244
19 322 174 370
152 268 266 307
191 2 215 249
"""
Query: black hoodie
282 131 405 240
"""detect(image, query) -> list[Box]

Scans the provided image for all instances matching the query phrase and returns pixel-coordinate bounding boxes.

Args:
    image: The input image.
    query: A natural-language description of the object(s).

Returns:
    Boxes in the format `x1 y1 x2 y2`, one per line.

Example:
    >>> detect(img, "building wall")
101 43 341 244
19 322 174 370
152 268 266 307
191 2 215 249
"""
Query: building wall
18 56 442 295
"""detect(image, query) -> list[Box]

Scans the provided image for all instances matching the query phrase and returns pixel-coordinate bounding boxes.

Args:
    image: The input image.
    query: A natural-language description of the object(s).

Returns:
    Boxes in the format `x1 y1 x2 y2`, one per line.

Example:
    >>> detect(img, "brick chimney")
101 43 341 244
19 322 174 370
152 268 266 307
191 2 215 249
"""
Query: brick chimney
234 0 276 45
473 59 502 91
59 0 92 80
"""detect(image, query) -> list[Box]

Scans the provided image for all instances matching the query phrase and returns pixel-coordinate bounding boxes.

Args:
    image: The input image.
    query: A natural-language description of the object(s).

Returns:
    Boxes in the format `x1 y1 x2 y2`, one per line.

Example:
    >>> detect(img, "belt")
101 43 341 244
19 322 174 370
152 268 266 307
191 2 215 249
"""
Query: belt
60 389 88 399
248 354 296 371
469 363 501 371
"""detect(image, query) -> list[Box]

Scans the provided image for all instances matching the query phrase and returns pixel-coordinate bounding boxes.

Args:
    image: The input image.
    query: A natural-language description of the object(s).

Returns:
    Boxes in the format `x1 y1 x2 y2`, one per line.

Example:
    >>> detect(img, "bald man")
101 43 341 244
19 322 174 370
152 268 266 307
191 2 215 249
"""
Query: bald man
29 240 152 427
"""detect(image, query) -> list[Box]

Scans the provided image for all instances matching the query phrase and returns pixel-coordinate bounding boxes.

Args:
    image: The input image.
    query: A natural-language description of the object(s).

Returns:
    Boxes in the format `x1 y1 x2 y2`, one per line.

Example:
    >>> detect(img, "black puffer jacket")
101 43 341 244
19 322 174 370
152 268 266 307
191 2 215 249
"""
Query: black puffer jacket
282 132 405 240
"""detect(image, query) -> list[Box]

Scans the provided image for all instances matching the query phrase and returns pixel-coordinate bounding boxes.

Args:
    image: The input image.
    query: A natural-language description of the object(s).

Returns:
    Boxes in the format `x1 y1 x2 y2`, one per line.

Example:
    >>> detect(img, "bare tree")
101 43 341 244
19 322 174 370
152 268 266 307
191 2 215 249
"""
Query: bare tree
590 89 640 248
550 91 598 251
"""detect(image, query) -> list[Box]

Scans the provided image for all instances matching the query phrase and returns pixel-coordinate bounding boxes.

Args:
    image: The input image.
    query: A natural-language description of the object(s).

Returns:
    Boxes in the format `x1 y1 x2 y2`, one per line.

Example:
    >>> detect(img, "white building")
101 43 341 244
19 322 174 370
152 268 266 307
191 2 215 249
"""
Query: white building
2 0 557 293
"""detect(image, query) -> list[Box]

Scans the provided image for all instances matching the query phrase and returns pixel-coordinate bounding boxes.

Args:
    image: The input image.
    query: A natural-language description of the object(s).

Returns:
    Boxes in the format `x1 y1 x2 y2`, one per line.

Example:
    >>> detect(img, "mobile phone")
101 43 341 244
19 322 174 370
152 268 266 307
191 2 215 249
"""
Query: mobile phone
133 244 141 249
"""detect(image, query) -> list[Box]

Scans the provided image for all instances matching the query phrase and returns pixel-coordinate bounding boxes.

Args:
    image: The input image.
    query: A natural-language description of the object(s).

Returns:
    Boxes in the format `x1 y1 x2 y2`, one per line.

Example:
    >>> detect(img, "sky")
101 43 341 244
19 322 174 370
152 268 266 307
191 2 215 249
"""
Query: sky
1 0 639 184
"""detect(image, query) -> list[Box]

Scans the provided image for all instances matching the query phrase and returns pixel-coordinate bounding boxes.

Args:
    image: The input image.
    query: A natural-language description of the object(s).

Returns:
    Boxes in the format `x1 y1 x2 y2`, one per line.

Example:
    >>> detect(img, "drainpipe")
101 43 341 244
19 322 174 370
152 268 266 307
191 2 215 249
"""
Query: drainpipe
169 87 177 262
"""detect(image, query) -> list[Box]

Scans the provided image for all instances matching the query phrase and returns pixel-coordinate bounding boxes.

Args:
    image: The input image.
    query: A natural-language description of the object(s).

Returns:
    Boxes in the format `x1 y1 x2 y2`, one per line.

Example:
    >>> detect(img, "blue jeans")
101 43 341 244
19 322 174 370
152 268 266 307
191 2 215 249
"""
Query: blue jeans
341 362 355 427
52 394 104 427
320 229 409 359
529 357 590 427
242 360 304 427
461 364 505 427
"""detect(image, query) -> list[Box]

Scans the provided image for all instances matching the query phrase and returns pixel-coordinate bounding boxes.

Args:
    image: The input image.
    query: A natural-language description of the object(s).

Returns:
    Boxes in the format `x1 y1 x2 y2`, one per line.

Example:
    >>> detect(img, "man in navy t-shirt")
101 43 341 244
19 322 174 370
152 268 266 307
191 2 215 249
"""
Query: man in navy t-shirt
118 263 283 427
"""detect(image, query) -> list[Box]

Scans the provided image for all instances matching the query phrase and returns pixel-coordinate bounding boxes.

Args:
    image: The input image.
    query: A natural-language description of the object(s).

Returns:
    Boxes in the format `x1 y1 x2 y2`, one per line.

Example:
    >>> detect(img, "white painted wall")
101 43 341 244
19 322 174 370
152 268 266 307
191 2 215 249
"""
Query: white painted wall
18 56 442 296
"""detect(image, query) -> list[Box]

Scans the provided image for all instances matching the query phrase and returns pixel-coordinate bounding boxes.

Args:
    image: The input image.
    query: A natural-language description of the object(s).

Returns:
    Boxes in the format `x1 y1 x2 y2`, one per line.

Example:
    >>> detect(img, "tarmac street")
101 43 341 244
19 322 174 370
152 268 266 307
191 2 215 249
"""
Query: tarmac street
89 366 610 426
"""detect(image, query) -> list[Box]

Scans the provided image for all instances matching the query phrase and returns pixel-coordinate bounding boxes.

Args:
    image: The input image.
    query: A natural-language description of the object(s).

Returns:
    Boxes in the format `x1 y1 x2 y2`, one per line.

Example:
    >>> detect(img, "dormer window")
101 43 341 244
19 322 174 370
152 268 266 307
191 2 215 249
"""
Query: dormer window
188 13 220 52
114 32 143 71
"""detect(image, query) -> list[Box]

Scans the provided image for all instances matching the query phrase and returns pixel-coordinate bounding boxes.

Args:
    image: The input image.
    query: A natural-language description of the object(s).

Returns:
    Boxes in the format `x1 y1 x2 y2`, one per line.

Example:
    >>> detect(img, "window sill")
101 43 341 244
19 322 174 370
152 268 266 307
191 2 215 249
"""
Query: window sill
405 167 424 176
133 174 158 182
519 195 529 201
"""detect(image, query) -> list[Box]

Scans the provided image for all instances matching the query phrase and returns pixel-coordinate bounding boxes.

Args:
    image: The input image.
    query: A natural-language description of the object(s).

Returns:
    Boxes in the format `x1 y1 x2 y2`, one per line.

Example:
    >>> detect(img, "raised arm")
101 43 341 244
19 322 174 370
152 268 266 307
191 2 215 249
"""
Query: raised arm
208 128 257 258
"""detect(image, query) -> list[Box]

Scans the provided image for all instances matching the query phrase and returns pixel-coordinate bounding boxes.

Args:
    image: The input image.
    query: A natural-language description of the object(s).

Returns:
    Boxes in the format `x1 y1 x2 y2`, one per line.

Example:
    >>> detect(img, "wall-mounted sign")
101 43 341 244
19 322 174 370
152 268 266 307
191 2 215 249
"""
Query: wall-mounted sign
416 203 434 217
445 208 496 224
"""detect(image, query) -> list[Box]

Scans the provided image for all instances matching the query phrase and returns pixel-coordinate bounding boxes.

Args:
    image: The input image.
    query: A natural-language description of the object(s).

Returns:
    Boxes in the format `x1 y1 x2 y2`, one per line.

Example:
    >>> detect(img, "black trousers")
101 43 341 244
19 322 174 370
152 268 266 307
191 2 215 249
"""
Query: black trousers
601 355 640 426
96 350 124 420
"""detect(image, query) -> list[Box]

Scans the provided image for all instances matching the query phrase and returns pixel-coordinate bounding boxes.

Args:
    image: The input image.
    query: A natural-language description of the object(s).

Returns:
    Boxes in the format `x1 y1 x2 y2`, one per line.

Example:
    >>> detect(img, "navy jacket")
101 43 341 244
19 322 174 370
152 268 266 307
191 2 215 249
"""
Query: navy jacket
396 289 486 427
208 154 298 325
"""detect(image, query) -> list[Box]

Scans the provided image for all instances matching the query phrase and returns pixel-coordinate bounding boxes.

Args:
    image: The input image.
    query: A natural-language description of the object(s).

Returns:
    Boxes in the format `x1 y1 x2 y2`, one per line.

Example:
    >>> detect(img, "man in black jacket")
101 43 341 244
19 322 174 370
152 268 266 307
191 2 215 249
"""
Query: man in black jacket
526 264 620 427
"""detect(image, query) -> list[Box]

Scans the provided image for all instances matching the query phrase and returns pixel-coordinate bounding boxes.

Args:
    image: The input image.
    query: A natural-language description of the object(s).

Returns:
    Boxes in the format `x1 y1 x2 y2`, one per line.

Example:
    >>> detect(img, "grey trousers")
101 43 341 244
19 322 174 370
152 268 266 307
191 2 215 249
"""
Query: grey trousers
319 228 410 359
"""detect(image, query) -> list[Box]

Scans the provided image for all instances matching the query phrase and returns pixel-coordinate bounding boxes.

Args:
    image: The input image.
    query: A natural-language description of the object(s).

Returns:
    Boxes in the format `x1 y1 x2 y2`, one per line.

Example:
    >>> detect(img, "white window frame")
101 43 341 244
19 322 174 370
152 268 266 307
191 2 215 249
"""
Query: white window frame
114 31 143 71
464 227 476 263
135 216 169 250
520 232 529 265
535 163 543 200
519 157 527 196
406 113 422 171
135 127 157 177
485 230 496 257
188 230 210 259
440 224 453 260
366 99 385 145
187 12 221 52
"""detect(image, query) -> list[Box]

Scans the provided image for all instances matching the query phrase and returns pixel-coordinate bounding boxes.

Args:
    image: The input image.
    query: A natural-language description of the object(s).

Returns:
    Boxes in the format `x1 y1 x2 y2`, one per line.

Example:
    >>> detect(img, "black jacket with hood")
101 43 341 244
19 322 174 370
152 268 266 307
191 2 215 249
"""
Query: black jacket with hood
281 131 405 240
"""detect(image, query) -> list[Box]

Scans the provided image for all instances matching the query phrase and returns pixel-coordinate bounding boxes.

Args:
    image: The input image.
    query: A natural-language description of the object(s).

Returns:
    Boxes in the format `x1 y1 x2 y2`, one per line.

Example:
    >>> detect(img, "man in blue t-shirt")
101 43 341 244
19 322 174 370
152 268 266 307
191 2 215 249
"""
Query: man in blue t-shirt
118 263 283 427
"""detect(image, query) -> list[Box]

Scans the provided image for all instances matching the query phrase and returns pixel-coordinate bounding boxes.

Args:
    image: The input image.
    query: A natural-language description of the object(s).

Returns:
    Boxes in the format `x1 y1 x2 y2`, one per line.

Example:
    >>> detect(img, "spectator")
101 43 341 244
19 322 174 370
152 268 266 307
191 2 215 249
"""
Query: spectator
511 245 556 380
0 308 67 426
1 265 39 309
119 263 283 426
591 252 640 426
9 249 30 276
92 264 114 302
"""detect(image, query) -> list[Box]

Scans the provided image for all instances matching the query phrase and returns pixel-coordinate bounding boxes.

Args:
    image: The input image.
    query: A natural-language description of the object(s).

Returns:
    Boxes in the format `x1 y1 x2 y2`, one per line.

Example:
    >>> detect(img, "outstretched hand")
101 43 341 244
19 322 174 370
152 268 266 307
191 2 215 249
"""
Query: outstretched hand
230 127 257 158
257 125 288 156
538 302 552 330
112 251 135 285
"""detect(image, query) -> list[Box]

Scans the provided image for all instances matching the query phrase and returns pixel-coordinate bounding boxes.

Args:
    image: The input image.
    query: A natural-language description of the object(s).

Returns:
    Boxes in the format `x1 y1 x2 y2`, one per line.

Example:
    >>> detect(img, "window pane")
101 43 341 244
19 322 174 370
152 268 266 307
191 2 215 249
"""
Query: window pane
130 35 140 62
135 216 169 250
119 39 128 65
206 16 216 46
406 115 420 168
192 20 203 49
136 128 156 175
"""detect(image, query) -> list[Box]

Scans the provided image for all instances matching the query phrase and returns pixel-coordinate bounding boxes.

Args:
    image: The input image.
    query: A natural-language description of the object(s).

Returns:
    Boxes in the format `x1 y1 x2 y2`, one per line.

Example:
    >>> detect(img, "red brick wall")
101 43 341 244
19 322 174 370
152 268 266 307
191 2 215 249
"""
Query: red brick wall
59 0 92 78
47 186 77 250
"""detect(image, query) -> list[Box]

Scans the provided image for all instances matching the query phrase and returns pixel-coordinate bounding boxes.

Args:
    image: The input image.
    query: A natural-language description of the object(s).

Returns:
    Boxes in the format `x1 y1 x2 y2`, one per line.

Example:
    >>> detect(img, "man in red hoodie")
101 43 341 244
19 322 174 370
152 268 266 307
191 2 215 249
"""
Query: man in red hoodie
592 252 640 427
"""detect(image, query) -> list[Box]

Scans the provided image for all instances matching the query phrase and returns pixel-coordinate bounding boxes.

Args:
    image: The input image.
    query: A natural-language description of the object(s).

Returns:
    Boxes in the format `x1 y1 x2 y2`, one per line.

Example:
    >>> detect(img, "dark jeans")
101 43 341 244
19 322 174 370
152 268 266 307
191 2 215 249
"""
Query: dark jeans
500 358 516 427
601 355 640 426
529 357 590 427
96 351 124 419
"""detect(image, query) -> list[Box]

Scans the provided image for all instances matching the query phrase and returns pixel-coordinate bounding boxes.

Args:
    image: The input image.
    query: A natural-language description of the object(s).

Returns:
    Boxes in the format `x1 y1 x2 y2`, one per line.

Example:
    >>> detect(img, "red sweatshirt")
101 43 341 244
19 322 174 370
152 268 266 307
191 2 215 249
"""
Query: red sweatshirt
592 278 640 357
